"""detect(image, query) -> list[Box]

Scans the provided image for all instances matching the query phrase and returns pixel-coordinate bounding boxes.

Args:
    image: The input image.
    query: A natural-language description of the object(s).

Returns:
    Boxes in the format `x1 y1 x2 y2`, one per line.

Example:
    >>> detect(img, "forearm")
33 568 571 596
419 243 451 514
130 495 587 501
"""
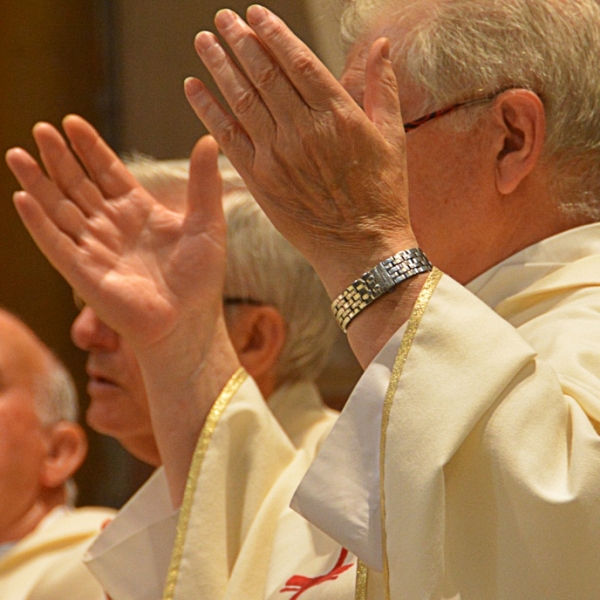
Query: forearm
137 320 241 508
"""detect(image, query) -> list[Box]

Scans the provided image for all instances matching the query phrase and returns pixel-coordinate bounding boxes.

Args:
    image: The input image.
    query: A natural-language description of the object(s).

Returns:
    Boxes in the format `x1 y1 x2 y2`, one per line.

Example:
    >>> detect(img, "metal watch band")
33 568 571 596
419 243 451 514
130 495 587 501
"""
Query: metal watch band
331 248 433 333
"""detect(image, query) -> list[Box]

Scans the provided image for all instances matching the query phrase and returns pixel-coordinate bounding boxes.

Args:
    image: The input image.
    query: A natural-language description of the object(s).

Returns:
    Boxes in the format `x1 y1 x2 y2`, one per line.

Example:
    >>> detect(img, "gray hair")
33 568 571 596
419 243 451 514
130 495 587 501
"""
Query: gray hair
34 341 80 505
340 0 600 219
126 155 339 386
34 357 79 426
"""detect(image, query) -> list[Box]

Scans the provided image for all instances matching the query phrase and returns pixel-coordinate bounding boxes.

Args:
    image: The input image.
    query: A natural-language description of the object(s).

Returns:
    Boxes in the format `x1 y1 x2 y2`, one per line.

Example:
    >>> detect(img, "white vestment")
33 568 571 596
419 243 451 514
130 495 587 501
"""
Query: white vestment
0 506 115 600
93 223 600 599
85 381 352 600
294 222 600 598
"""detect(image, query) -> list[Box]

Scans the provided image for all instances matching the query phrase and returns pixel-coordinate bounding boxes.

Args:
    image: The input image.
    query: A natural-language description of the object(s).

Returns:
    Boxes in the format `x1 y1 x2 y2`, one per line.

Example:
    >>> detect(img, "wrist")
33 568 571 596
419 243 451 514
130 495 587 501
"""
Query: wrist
331 247 433 333
346 271 431 368
310 231 420 299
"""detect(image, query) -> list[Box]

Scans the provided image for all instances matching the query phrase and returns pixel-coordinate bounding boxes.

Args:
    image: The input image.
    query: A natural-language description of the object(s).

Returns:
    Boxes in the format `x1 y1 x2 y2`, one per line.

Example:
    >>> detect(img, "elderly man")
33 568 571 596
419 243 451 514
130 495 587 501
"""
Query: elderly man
0 309 114 599
6 0 600 598
67 157 347 599
71 156 340 468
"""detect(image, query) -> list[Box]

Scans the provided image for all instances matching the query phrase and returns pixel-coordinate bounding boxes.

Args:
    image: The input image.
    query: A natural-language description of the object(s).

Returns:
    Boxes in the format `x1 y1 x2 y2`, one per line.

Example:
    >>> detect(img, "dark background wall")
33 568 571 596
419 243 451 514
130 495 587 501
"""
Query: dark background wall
0 0 357 508
0 0 127 506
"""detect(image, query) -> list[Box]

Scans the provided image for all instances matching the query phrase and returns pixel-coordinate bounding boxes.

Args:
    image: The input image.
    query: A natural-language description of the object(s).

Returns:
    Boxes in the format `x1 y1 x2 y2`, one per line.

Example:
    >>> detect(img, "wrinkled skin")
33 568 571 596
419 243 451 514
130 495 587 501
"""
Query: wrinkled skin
6 124 240 506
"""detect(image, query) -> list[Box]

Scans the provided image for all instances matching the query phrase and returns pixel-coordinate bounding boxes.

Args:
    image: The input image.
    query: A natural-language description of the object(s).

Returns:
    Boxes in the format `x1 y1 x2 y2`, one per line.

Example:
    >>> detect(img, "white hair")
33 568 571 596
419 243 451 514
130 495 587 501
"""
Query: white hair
32 340 80 505
340 0 600 219
34 358 79 425
126 155 339 386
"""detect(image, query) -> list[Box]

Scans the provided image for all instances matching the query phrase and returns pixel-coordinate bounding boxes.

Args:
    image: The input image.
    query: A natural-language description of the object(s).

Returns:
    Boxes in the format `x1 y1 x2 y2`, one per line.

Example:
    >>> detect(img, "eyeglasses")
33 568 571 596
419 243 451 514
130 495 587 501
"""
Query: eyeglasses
74 292 264 311
403 93 499 132
223 297 263 307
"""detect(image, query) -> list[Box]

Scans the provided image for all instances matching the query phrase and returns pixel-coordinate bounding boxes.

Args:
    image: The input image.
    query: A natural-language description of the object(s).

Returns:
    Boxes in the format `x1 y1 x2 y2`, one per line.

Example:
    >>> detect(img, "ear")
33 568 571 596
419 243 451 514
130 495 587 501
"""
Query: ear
492 90 546 195
226 305 287 392
40 422 88 489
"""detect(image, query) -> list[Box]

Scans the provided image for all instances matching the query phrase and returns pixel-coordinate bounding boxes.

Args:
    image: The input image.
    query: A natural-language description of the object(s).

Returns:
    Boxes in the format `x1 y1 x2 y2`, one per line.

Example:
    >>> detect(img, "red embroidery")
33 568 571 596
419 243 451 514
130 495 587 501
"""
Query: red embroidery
279 548 354 599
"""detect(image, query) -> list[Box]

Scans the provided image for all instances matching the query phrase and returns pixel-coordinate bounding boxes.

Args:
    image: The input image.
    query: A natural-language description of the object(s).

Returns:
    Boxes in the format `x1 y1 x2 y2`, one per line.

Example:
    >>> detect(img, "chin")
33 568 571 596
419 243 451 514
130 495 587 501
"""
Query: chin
85 402 132 438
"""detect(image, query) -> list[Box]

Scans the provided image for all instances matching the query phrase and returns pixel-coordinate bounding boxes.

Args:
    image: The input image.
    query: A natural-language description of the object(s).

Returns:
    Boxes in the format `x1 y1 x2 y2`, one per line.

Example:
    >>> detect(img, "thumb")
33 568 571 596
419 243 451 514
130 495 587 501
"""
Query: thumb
363 38 404 149
187 135 224 223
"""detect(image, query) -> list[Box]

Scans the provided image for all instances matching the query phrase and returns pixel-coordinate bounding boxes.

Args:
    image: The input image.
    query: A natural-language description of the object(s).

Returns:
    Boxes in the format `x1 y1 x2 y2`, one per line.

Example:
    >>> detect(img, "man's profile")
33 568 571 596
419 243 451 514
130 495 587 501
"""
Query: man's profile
0 308 114 599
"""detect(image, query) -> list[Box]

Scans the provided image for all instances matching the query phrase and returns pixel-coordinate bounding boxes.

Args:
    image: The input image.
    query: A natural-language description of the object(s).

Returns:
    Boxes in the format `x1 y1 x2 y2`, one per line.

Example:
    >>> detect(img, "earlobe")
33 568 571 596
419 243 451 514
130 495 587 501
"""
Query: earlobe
494 90 546 195
40 422 88 490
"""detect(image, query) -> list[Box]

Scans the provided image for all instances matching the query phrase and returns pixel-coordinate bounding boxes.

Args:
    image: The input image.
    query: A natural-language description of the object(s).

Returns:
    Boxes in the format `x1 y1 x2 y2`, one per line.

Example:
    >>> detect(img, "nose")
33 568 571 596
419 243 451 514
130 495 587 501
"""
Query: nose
71 306 120 351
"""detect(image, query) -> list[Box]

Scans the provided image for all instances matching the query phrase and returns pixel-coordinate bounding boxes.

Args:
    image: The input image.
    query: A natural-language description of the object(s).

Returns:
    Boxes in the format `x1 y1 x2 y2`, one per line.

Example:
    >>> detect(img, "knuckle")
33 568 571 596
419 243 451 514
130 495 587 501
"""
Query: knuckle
288 51 317 78
216 120 243 147
381 70 399 97
232 87 260 116
261 17 285 43
254 64 280 92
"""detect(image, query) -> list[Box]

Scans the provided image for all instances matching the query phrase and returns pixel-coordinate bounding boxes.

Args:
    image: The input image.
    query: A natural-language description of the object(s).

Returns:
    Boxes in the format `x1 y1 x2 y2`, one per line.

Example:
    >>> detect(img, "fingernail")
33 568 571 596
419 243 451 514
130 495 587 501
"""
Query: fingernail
381 38 390 60
247 5 269 25
215 9 237 29
184 77 204 98
195 31 217 52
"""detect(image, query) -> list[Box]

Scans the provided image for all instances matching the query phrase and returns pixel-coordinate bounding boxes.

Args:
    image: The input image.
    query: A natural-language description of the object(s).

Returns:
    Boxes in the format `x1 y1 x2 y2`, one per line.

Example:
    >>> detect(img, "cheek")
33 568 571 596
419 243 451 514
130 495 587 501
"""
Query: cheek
0 404 42 453
127 370 153 427
121 348 146 395
0 415 46 500
406 145 454 236
406 132 488 234
115 351 149 414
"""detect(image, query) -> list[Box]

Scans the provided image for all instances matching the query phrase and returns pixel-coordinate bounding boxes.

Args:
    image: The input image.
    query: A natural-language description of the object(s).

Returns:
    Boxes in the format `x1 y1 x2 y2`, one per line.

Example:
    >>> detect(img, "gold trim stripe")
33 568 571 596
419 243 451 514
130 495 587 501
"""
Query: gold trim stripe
380 269 442 599
163 367 249 600
355 560 369 600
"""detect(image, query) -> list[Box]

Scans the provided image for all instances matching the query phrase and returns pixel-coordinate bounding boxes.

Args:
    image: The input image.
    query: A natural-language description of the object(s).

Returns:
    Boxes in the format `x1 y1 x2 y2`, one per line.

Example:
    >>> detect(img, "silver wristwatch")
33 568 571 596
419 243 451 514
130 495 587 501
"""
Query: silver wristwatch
331 248 432 332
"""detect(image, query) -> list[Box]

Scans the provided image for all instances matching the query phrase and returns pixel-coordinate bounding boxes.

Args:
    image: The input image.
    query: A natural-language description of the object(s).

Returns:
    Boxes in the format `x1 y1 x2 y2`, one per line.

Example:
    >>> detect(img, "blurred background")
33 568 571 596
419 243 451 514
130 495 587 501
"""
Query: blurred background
0 0 361 508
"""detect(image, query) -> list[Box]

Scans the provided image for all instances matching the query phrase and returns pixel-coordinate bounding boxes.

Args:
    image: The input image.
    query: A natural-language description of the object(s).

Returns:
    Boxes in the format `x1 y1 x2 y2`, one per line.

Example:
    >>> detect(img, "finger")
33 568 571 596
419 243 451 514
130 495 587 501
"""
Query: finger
213 10 303 126
245 5 355 113
13 190 83 286
6 147 65 208
364 38 405 150
31 122 105 216
186 135 226 229
194 28 276 141
61 115 139 199
14 189 121 311
6 146 88 240
184 77 255 170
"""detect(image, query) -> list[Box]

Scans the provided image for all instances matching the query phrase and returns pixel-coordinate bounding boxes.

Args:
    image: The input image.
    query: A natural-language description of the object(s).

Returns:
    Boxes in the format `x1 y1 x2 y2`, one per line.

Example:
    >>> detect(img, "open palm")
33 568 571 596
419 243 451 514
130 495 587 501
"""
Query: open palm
6 116 227 352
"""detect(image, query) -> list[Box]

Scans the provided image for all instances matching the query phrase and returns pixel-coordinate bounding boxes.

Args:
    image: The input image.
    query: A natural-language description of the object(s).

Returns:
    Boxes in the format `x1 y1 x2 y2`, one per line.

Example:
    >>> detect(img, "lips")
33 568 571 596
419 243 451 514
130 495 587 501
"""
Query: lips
87 377 120 396
86 366 121 395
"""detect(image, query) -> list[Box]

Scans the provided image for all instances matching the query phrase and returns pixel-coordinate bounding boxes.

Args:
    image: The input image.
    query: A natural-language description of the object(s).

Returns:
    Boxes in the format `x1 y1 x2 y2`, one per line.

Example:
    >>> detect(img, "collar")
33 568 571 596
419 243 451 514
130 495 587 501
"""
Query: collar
467 222 600 309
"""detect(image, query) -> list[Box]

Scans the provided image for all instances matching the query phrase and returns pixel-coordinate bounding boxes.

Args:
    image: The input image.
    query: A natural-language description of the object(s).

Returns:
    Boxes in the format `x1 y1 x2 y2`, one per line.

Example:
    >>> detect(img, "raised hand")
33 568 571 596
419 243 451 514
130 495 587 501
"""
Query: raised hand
6 116 227 353
184 6 418 300
6 118 240 503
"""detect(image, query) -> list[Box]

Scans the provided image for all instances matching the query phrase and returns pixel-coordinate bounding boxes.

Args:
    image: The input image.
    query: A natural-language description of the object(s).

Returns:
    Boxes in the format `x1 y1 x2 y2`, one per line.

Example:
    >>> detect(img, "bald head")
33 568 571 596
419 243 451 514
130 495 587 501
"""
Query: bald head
0 310 53 390
0 309 86 543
